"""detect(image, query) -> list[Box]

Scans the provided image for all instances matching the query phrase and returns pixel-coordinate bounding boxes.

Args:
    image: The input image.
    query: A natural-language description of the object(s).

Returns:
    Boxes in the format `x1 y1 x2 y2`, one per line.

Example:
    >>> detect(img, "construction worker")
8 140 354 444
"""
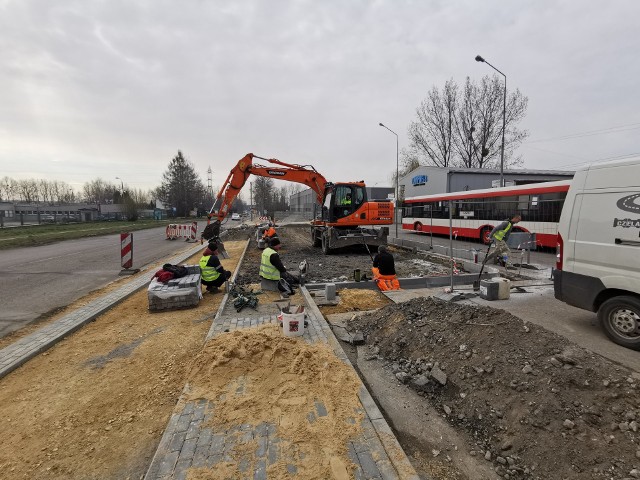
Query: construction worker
485 214 522 268
259 237 295 295
199 241 231 293
262 223 277 242
372 245 401 291
341 193 352 205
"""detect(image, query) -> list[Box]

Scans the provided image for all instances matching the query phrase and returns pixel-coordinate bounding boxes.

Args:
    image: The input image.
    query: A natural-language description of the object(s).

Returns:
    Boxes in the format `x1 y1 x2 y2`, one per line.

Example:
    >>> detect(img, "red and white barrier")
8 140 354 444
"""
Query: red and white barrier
120 232 133 269
166 222 198 242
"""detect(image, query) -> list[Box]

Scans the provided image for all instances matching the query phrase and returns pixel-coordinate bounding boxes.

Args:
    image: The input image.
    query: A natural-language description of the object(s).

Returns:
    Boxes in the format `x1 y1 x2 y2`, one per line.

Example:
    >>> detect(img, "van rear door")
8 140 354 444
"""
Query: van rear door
572 161 640 292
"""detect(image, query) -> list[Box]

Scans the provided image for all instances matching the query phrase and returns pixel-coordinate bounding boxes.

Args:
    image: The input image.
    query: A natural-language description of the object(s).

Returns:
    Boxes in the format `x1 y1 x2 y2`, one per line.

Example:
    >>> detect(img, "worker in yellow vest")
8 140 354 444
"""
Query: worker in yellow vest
199 241 231 293
259 237 296 295
485 214 522 268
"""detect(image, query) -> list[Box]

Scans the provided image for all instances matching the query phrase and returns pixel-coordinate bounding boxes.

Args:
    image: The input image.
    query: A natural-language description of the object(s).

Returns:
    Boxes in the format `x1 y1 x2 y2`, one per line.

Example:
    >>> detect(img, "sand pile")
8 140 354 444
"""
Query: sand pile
185 324 364 479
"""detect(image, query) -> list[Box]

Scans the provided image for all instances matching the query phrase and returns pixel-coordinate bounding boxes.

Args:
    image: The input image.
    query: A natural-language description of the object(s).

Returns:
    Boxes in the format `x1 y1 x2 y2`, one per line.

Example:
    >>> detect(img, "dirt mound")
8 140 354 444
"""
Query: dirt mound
350 297 640 480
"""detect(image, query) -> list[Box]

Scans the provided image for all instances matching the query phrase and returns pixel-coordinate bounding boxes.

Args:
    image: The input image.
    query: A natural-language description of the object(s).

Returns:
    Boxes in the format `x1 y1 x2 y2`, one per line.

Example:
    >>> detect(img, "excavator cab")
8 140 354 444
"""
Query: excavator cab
323 184 367 222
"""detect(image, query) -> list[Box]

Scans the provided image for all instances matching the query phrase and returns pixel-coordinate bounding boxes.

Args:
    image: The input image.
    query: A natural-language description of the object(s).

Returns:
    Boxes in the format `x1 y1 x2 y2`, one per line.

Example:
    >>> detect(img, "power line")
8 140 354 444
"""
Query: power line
556 152 640 169
526 122 640 144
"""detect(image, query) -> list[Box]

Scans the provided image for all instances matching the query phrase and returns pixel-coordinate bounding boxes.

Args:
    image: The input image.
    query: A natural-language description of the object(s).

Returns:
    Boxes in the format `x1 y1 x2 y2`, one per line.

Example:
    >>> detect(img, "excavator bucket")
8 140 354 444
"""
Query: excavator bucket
202 220 230 258
216 240 230 259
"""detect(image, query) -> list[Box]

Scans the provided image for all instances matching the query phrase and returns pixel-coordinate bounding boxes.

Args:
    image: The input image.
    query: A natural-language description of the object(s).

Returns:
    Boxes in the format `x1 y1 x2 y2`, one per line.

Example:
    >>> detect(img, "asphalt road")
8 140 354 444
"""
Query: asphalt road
0 223 204 338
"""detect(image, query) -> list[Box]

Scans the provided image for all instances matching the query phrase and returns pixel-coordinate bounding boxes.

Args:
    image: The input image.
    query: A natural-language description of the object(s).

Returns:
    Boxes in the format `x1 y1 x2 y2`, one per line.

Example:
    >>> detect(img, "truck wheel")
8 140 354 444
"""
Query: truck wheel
598 296 640 350
311 229 321 247
321 234 331 255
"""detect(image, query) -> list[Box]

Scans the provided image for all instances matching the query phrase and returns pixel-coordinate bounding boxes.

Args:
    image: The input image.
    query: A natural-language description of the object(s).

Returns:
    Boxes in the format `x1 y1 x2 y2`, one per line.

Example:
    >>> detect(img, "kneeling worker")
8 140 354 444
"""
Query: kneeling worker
200 241 232 293
259 237 296 295
372 245 401 291
262 223 277 241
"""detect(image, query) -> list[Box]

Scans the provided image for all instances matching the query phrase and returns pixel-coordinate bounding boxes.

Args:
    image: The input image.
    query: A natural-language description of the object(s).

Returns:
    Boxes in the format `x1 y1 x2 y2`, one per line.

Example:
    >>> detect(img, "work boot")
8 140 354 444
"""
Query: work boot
206 286 219 294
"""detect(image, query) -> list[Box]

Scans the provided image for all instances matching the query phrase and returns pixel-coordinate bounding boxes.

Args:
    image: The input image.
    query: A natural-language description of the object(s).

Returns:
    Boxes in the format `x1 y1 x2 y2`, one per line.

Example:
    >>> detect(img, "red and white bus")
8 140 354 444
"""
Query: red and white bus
401 180 571 248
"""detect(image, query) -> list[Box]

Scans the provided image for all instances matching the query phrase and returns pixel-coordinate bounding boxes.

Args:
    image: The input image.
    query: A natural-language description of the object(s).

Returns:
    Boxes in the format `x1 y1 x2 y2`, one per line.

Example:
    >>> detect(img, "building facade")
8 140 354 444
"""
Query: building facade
399 166 574 200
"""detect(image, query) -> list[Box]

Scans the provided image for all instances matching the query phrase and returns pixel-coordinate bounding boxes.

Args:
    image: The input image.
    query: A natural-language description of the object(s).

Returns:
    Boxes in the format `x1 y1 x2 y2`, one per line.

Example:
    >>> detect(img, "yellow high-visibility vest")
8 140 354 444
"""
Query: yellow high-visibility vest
260 248 280 280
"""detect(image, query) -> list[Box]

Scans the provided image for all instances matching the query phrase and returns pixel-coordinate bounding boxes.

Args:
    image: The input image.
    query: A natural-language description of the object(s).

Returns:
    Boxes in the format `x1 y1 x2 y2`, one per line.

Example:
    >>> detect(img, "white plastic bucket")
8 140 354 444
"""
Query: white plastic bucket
281 312 305 337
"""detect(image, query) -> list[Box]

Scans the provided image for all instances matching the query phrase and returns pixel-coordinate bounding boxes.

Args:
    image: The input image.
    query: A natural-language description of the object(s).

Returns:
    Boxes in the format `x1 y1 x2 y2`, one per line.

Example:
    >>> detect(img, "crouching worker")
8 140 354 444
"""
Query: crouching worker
262 223 277 242
372 245 401 291
199 241 231 293
259 237 296 296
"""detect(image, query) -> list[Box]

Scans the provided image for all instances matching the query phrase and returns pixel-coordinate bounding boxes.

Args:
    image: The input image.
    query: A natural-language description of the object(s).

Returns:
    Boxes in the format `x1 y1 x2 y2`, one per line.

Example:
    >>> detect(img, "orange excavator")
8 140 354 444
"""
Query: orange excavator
203 153 393 255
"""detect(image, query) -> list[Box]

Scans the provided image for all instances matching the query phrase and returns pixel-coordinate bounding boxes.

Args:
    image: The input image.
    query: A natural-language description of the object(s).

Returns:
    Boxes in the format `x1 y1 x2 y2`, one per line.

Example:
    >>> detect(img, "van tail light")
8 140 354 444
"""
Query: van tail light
556 233 563 270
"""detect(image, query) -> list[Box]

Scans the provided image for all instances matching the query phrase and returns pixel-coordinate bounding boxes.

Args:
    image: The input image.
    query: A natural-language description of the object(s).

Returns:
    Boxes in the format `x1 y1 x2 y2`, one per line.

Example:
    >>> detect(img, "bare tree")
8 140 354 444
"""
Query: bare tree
82 178 116 204
408 75 528 170
408 79 458 167
17 179 39 203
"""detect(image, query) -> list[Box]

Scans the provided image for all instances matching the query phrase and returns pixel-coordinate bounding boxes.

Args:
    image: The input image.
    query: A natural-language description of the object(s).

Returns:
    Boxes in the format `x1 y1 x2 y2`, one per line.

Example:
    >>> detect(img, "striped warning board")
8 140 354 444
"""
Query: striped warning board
120 232 133 269
166 222 198 242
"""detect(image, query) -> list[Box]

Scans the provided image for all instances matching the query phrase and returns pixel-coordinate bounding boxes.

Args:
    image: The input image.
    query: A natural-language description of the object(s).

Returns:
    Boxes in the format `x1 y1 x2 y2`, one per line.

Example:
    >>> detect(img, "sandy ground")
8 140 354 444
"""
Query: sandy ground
0 241 246 480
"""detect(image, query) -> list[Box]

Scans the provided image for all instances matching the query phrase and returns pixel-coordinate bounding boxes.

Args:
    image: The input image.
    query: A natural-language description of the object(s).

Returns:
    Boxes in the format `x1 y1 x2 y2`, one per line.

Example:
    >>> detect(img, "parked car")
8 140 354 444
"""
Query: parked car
40 215 56 223
231 213 241 221
554 157 640 350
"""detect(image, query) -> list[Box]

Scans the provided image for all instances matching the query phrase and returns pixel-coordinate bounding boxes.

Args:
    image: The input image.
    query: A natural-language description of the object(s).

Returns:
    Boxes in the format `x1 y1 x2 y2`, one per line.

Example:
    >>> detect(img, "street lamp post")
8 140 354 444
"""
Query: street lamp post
378 122 399 239
475 54 507 188
115 177 124 194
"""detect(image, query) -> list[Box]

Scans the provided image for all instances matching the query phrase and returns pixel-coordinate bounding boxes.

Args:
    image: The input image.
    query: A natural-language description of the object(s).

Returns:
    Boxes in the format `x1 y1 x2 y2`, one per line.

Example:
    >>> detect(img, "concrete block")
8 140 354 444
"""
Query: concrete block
325 283 336 301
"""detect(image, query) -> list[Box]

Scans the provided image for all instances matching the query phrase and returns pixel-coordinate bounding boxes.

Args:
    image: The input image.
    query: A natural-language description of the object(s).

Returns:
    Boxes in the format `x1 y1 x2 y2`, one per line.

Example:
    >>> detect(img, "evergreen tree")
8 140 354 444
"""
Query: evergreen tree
160 151 206 217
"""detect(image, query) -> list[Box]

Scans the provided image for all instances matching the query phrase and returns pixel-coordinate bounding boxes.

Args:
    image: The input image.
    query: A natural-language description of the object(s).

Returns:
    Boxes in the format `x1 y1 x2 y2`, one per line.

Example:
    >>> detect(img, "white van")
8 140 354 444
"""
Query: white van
554 158 640 350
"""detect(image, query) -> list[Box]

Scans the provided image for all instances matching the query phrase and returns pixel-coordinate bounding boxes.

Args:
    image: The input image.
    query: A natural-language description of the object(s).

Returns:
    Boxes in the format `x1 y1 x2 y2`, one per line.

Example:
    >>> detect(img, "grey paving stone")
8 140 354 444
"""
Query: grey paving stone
253 458 267 480
315 400 328 417
357 449 382 479
176 413 192 433
156 450 180 478
267 437 280 465
196 428 213 449
179 437 198 461
255 435 268 457
173 458 192 480
185 422 201 441
210 433 225 455
192 445 209 468
168 430 187 453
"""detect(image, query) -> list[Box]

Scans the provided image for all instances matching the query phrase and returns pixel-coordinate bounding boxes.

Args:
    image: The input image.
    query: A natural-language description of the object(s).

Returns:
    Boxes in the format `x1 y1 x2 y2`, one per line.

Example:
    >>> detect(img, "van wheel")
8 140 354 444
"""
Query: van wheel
598 296 640 350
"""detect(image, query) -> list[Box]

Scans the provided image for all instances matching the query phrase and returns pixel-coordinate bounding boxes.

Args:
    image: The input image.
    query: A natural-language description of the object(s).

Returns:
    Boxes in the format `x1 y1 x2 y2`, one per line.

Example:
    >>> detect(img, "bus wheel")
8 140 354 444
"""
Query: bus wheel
598 296 640 350
414 222 423 232
481 227 492 245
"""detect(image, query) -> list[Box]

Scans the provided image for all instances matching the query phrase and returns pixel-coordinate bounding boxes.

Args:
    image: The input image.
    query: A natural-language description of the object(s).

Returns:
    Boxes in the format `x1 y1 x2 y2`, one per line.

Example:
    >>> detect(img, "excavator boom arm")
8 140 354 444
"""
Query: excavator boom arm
209 153 328 224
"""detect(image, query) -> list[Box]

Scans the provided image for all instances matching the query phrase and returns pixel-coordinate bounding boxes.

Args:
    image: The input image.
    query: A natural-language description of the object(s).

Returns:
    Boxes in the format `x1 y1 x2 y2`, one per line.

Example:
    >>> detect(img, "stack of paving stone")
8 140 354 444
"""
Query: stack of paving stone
148 265 202 311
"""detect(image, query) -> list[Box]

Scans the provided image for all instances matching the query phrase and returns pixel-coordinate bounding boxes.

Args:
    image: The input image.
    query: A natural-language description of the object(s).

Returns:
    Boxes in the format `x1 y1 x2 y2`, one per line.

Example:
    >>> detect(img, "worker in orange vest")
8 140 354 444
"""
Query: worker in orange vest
371 245 401 291
262 223 277 242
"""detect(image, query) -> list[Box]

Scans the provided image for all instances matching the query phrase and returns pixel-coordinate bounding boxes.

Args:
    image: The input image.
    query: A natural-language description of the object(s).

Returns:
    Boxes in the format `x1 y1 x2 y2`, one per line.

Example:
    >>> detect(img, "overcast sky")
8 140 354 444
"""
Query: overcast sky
1 0 639 194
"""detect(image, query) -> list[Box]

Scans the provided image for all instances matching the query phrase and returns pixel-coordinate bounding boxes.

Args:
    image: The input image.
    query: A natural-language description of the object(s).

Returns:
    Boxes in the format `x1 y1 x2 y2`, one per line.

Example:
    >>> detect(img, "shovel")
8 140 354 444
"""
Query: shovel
472 243 493 291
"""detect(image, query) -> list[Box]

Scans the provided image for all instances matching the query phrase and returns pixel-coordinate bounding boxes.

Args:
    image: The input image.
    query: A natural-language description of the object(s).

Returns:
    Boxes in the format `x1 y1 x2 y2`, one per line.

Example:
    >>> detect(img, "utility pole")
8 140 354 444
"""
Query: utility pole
250 182 253 221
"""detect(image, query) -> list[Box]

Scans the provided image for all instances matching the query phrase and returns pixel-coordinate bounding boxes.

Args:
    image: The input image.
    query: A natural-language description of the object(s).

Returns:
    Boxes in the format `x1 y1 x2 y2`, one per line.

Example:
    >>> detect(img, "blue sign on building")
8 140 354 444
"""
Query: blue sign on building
412 174 428 186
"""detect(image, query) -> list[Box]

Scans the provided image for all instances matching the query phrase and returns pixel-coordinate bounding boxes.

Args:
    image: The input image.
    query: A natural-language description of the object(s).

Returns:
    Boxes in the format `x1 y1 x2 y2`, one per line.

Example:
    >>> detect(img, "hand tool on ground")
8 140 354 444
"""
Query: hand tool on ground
473 243 493 291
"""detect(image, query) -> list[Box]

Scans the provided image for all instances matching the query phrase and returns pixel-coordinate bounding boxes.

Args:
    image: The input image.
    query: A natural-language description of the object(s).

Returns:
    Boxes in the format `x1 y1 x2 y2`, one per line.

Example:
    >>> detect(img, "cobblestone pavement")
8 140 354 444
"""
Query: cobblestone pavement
144 288 420 480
